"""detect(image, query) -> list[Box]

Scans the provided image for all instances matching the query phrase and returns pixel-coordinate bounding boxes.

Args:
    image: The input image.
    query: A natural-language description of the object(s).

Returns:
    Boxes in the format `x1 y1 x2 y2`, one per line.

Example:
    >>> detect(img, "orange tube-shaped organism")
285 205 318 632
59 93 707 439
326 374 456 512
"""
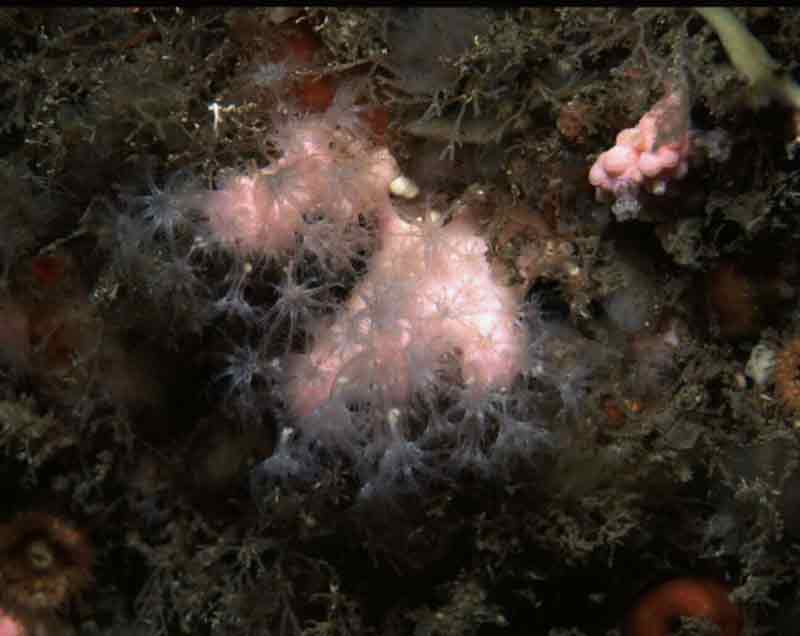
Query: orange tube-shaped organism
627 578 742 636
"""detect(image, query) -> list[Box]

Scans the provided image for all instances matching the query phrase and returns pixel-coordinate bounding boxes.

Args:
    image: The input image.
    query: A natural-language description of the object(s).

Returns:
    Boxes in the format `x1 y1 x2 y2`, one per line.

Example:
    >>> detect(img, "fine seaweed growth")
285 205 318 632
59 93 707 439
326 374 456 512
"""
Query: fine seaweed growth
2 7 800 636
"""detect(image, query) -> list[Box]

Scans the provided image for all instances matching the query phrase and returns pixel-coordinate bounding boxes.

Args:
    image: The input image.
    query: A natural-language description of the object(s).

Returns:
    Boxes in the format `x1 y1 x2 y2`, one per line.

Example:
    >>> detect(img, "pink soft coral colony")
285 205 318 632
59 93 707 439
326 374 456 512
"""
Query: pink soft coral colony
201 99 529 483
589 91 692 219
288 204 528 418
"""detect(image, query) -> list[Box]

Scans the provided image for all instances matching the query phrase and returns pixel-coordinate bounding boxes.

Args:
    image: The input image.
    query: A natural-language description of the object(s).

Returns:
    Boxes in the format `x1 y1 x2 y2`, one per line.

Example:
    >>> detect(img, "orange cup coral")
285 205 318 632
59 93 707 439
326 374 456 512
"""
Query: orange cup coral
627 578 742 636
775 337 800 413
0 512 93 610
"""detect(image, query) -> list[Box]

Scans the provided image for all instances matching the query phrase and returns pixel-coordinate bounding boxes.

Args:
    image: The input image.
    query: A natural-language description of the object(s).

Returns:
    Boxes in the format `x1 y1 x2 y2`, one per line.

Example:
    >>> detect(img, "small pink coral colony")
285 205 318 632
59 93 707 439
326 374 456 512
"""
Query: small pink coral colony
589 91 692 220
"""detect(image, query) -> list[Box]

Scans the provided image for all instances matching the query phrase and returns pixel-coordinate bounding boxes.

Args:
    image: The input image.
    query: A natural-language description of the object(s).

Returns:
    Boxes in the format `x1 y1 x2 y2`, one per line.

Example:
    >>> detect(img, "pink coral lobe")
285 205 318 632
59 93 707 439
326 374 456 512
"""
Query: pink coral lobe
589 91 691 200
205 175 297 253
0 610 24 636
202 114 400 256
288 207 527 417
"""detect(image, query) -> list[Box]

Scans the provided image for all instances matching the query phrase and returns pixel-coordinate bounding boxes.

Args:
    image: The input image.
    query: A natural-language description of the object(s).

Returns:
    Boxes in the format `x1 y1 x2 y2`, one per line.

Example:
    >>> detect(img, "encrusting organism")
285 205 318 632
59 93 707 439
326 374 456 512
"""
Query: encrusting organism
626 577 742 636
775 336 800 413
0 512 93 611
707 260 761 340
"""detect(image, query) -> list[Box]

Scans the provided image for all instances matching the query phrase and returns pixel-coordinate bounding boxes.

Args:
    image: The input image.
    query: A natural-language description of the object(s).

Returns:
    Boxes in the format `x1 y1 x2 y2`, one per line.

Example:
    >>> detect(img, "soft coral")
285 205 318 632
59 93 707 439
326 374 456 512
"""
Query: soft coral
588 90 692 220
202 99 400 261
286 203 528 418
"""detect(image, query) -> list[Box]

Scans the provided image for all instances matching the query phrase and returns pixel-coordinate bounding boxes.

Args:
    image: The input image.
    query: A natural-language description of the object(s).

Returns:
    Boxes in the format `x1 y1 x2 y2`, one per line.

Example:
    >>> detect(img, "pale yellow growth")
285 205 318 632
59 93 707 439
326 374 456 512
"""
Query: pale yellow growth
696 7 800 108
